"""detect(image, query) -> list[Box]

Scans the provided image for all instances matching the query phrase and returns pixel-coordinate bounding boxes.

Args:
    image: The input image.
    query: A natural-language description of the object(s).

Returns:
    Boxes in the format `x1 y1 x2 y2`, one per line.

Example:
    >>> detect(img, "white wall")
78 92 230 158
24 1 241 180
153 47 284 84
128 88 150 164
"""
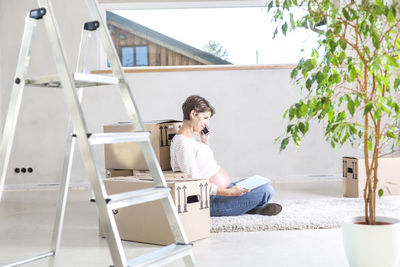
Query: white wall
0 0 361 186
0 0 95 185
120 68 361 179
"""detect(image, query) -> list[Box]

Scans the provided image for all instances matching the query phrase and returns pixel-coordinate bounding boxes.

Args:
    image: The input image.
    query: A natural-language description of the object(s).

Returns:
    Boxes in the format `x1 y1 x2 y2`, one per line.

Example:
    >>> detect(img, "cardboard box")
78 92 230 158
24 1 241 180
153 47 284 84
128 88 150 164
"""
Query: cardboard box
343 156 400 197
100 177 210 245
104 120 182 170
106 169 188 179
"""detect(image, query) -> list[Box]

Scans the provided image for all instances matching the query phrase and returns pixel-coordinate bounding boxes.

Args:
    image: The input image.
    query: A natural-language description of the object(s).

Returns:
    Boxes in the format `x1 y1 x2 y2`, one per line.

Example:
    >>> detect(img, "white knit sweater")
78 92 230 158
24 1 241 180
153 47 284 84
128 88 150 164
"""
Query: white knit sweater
170 134 219 195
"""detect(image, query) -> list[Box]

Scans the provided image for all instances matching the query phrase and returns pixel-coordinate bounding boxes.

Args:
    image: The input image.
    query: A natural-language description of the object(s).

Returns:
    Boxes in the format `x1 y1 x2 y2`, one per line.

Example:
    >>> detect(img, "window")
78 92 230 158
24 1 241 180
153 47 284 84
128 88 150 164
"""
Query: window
121 46 149 67
102 3 320 68
135 46 148 66
121 47 134 66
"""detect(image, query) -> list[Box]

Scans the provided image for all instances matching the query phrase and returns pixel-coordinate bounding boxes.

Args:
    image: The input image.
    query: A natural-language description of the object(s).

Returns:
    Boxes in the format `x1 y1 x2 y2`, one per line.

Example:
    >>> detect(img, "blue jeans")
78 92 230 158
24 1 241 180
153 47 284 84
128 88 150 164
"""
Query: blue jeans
210 182 275 216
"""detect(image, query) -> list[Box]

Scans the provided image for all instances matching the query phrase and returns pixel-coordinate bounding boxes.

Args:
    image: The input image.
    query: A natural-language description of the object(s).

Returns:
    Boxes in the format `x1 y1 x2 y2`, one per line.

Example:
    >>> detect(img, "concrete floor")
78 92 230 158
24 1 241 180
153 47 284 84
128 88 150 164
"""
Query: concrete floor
0 179 349 267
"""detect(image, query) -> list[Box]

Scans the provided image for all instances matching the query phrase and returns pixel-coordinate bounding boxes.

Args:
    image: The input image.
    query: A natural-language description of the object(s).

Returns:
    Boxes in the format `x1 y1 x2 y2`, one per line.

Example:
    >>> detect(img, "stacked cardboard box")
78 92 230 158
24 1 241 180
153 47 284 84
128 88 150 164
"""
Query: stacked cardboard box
104 120 182 170
342 156 400 197
101 120 210 245
100 177 210 245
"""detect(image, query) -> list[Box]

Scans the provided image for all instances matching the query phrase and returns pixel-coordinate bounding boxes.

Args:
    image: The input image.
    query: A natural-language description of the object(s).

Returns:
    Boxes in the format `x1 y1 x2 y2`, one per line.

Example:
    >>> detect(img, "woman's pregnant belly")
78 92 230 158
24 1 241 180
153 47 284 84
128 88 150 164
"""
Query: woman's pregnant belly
209 168 231 189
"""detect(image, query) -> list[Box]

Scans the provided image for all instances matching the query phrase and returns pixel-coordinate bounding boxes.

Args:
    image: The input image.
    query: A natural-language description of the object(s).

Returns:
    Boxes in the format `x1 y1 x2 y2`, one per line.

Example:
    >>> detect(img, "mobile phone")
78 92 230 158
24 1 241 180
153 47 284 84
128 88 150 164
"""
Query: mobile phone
201 126 210 135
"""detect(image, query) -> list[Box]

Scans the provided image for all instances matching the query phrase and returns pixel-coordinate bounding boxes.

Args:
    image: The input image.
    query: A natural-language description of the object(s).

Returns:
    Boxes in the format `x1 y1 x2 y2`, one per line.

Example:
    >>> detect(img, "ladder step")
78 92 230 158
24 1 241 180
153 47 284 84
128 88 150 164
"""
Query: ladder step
73 72 119 86
88 132 149 145
106 187 171 210
25 73 118 88
2 251 54 267
127 243 193 267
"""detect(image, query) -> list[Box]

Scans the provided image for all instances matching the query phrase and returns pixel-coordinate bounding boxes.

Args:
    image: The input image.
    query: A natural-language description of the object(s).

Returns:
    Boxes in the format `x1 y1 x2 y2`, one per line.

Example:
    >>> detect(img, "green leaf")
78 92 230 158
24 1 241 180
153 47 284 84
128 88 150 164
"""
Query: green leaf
394 103 400 113
328 109 335 122
347 98 355 116
267 0 274 11
371 31 380 49
280 137 290 151
349 8 359 20
371 58 380 71
306 78 313 90
378 188 384 198
291 67 298 79
282 0 289 10
273 28 278 39
360 20 368 35
299 103 308 117
330 140 336 148
342 8 351 20
386 131 395 138
339 96 345 106
330 73 341 84
349 67 357 81
274 136 281 144
386 55 398 67
332 22 342 34
338 51 346 64
289 107 295 120
364 103 373 115
303 59 316 72
368 138 373 151
282 22 288 36
304 121 309 133
374 107 382 119
339 39 347 50
299 122 306 135
387 9 396 24
316 71 326 85
394 78 400 90
337 111 347 122
375 0 383 8
283 109 289 118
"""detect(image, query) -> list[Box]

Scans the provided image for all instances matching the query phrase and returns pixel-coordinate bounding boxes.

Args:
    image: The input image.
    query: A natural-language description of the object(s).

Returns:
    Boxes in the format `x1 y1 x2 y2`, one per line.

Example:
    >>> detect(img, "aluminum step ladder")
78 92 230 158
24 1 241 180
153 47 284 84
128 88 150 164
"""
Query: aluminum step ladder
0 1 196 266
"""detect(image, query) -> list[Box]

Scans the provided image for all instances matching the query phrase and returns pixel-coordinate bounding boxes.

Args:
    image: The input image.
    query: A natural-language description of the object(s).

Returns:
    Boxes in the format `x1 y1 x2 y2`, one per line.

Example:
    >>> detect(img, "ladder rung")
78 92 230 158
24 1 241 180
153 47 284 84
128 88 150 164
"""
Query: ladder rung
106 187 170 210
25 73 118 88
73 72 118 86
88 132 149 145
127 244 193 267
3 251 54 267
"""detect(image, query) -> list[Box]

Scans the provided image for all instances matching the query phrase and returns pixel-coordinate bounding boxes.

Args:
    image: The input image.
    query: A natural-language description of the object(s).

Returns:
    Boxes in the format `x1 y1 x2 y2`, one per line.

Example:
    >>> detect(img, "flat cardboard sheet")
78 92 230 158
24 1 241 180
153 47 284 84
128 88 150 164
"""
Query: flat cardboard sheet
342 156 400 197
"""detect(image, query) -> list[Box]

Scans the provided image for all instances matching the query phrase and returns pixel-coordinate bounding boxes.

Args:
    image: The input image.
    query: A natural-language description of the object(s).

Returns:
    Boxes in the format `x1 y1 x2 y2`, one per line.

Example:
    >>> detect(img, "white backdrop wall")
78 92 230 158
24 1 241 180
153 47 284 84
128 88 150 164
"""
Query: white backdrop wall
0 0 361 185
121 69 361 180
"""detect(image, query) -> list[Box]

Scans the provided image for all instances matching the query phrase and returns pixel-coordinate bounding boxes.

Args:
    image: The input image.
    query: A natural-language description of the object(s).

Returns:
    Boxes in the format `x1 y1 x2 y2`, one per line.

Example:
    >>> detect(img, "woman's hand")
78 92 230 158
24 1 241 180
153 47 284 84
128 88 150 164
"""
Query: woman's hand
228 185 249 196
200 128 210 145
216 184 249 196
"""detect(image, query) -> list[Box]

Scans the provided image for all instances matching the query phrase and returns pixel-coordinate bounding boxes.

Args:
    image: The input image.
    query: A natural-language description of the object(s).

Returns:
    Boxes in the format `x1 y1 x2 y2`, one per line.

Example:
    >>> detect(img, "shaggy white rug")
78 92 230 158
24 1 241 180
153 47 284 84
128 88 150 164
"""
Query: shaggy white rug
211 196 400 232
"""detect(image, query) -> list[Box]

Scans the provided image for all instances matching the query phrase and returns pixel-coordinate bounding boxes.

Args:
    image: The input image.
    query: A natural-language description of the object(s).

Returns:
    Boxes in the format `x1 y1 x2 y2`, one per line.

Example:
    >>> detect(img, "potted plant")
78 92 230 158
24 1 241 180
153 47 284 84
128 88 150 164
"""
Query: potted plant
269 0 400 266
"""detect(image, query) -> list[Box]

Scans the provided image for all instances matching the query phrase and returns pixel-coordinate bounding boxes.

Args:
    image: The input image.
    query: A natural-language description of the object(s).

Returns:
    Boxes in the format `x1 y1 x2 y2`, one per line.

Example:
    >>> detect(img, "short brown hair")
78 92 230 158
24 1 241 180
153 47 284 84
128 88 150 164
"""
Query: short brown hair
182 95 215 120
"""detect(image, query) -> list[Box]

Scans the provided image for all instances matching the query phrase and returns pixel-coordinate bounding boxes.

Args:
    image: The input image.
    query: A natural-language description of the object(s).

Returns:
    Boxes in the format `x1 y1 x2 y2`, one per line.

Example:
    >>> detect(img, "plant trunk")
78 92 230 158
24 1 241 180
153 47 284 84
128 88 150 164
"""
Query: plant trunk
362 117 380 225
371 116 382 224
363 116 372 224
363 116 377 225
